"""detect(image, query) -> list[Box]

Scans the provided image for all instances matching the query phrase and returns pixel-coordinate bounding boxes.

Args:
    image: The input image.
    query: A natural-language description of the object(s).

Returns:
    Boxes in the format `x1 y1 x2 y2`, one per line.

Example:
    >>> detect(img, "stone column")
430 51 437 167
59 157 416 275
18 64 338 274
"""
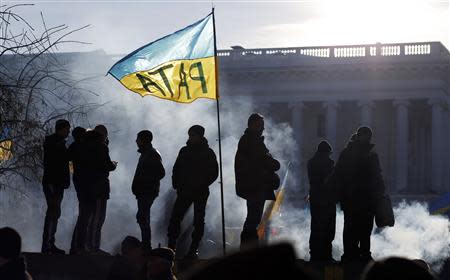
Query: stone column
428 98 444 192
442 101 450 192
393 99 409 193
324 101 338 150
289 102 305 187
290 102 304 161
358 100 374 127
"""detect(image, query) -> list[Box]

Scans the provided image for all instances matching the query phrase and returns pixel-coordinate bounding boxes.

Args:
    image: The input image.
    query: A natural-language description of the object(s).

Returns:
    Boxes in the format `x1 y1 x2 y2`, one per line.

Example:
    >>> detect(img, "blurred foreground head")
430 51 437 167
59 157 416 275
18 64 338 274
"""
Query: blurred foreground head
0 227 21 261
187 243 314 280
147 247 175 280
121 235 142 257
362 257 436 280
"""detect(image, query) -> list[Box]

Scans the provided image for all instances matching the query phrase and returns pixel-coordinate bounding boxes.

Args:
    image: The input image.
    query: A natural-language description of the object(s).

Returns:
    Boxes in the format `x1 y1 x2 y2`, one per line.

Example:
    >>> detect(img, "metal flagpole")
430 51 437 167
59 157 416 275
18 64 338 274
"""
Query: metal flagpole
212 7 226 256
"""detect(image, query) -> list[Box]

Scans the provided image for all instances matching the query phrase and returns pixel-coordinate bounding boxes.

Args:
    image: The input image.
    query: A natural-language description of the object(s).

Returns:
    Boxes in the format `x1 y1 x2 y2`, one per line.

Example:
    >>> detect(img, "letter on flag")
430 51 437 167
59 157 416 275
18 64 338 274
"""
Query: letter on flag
108 13 217 103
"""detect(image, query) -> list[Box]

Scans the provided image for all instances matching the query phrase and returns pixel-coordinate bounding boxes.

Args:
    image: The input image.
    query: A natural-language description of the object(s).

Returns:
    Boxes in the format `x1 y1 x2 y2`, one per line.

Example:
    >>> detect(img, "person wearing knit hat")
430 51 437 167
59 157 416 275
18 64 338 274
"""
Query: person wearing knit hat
334 127 386 262
188 125 205 138
167 125 219 259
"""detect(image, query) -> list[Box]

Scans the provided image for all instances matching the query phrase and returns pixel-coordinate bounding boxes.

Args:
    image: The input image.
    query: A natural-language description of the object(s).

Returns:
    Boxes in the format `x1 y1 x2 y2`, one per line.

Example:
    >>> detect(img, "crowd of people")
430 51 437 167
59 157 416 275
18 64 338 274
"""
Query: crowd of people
39 113 282 258
0 112 442 279
22 113 391 260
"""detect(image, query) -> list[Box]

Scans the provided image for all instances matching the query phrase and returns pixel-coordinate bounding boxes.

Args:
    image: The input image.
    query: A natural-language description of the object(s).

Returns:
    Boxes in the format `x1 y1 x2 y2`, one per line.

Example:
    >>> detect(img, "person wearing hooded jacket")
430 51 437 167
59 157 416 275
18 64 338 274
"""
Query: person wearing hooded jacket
334 126 386 262
167 125 218 259
235 113 281 248
307 140 336 262
132 130 165 252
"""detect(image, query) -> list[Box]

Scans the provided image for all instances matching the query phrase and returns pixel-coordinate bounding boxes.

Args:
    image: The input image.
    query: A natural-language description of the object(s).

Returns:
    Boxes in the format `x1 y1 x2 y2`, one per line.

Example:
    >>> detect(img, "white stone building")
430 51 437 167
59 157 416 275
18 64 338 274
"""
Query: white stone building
217 42 450 196
30 41 449 197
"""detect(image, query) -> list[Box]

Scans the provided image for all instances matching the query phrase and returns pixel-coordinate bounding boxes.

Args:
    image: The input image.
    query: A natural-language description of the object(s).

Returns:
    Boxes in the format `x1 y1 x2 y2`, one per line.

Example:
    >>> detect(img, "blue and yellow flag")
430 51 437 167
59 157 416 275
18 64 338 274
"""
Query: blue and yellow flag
0 127 13 161
257 163 290 240
108 13 217 103
429 192 450 217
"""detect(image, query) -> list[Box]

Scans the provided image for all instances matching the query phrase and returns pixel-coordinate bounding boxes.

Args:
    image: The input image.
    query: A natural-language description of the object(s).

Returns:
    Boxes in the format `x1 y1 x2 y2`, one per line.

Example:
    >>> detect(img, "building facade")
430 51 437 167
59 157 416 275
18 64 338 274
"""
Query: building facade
37 42 449 197
217 42 450 196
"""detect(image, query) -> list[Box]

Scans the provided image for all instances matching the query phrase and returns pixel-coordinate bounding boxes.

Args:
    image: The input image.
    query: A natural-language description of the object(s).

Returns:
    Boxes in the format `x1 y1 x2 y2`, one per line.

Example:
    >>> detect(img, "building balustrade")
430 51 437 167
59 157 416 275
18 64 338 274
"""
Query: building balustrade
217 42 448 61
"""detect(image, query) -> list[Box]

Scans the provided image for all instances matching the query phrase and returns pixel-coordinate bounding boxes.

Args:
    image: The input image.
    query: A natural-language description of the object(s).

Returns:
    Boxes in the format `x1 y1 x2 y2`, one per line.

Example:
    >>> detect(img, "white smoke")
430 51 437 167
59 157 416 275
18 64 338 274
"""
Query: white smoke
269 201 450 270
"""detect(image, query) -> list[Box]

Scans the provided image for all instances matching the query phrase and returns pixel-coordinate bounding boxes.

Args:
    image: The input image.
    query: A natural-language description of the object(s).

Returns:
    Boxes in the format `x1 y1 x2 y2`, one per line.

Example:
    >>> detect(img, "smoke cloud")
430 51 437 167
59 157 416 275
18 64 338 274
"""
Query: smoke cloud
270 201 450 270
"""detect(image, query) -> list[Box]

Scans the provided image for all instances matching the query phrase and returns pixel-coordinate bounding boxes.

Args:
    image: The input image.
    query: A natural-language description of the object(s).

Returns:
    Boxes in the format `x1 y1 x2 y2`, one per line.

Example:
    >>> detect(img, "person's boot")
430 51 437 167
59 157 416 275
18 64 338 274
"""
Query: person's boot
185 237 201 260
50 244 66 255
70 247 88 255
90 248 110 256
42 221 59 254
360 252 373 263
184 248 199 260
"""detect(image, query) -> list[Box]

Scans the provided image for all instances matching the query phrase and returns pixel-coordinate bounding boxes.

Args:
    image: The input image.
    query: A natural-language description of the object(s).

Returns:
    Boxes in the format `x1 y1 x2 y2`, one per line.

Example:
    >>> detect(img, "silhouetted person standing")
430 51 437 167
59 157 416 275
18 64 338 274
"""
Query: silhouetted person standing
69 126 88 254
235 113 280 248
307 140 336 262
83 125 117 255
335 126 385 262
132 130 165 252
41 119 70 254
167 125 218 259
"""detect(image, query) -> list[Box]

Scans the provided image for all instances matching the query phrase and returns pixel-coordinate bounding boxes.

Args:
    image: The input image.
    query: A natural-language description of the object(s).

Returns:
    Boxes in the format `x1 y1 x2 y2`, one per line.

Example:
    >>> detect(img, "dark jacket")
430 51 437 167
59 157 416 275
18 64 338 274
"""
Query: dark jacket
0 258 30 280
172 138 218 196
334 141 385 212
235 129 281 200
132 144 165 197
42 133 70 188
307 153 335 206
80 132 116 199
68 140 84 189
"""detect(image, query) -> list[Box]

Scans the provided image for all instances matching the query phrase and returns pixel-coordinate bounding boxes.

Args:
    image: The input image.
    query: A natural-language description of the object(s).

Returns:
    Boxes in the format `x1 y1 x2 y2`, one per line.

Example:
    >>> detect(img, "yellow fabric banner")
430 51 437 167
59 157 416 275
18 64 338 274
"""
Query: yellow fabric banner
119 56 216 103
0 140 12 161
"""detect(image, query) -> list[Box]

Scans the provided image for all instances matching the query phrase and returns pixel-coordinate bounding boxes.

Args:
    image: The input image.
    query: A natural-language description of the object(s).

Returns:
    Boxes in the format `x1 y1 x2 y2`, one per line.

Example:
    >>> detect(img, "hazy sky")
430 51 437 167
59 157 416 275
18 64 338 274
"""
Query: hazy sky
3 0 449 54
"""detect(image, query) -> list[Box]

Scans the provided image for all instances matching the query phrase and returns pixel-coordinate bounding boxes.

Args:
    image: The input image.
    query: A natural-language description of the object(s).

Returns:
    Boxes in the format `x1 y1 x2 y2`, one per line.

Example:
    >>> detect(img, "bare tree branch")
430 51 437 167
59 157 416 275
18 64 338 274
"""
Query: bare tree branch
0 4 99 191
